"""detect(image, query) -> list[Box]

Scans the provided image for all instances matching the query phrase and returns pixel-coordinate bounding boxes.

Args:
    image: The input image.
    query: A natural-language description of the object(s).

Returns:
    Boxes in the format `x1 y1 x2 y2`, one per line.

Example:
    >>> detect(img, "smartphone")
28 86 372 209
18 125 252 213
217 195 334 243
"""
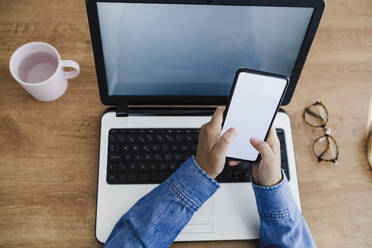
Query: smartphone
221 68 289 162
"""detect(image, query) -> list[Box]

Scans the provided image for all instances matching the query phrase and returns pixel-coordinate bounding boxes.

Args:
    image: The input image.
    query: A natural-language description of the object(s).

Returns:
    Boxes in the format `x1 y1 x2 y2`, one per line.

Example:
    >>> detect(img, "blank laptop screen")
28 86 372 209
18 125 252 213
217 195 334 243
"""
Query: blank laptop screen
96 2 313 96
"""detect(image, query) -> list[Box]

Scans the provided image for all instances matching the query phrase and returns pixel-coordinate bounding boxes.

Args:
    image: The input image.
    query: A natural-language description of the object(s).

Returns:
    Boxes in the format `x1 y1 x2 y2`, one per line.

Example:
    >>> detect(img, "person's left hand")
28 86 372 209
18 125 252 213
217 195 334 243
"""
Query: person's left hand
195 107 237 178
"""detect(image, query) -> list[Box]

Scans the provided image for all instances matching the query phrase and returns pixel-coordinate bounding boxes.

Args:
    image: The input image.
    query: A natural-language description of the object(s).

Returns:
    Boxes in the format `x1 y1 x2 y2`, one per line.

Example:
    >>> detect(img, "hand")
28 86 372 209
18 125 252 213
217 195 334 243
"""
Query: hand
195 107 237 179
229 127 282 187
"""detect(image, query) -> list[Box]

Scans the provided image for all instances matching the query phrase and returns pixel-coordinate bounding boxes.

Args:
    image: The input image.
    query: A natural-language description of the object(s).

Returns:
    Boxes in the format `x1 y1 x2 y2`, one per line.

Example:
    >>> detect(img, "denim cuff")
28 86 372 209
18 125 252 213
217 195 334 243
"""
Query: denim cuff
252 172 297 218
169 156 220 212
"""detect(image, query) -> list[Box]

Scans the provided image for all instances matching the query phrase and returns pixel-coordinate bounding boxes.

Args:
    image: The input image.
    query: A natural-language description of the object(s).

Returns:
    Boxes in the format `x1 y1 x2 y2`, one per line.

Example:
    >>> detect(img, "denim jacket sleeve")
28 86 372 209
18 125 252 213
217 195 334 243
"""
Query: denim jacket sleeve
252 172 316 248
104 156 315 248
104 156 219 248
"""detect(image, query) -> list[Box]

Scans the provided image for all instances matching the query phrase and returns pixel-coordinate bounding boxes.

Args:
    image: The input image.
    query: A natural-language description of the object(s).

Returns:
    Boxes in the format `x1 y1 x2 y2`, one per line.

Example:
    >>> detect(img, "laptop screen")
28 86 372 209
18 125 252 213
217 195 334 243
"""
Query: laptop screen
96 3 314 96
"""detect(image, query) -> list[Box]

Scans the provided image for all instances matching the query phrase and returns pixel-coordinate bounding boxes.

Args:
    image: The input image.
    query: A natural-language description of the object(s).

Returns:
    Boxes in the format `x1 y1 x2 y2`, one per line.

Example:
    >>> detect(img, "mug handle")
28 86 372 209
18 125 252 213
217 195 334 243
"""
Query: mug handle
61 60 80 80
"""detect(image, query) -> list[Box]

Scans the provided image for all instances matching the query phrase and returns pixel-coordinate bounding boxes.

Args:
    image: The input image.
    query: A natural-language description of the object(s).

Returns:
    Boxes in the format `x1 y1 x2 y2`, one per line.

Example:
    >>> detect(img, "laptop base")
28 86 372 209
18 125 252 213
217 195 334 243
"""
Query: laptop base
95 110 301 243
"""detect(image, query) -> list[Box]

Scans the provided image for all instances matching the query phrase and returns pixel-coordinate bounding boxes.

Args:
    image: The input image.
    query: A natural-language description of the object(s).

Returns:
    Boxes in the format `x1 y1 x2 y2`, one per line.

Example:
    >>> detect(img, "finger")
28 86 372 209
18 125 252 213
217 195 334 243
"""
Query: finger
212 128 237 157
250 137 273 160
266 127 280 154
228 160 240 166
200 122 208 133
209 106 225 129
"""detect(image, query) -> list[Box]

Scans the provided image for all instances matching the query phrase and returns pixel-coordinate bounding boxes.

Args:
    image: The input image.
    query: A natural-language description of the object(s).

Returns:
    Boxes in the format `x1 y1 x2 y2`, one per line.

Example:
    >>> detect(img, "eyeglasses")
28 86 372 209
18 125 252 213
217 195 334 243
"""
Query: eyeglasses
303 101 339 164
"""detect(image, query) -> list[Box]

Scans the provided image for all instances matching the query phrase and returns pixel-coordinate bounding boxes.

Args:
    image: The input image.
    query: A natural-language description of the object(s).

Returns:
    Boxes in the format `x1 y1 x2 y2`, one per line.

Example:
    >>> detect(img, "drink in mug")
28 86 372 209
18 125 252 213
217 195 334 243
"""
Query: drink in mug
9 42 80 102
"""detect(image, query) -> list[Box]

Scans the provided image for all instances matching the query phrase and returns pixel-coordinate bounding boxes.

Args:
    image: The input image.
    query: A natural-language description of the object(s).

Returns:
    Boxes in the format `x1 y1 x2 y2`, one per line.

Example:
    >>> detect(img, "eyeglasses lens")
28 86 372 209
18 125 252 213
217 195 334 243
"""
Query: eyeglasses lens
313 135 338 162
304 103 328 127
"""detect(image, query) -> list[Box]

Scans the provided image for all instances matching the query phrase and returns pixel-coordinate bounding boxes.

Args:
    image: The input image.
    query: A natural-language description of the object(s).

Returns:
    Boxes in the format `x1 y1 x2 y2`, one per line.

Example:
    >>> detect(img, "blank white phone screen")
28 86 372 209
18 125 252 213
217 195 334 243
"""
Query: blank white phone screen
221 72 287 161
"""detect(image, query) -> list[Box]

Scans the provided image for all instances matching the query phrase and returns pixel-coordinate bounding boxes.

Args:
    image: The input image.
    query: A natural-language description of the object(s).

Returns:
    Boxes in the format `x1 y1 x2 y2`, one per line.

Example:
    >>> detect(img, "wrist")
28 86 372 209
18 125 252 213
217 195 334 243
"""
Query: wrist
195 158 215 179
203 169 218 179
194 157 219 179
198 164 219 179
253 171 283 187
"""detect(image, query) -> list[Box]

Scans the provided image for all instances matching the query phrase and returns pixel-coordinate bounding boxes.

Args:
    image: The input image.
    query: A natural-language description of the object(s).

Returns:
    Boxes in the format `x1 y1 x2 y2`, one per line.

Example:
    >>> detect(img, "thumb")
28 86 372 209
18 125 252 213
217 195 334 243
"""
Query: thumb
212 128 237 156
250 138 273 160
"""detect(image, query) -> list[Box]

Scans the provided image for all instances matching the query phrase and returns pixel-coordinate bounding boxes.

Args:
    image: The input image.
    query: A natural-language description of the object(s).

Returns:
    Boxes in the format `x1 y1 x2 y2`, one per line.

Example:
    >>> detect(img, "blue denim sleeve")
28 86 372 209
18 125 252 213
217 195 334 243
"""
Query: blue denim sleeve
104 156 219 248
252 172 316 248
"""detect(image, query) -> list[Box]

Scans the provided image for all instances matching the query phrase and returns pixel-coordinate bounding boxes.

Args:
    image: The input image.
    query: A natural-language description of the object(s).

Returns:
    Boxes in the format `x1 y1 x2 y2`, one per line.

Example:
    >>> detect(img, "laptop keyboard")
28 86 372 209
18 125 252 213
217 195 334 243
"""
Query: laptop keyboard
106 128 289 184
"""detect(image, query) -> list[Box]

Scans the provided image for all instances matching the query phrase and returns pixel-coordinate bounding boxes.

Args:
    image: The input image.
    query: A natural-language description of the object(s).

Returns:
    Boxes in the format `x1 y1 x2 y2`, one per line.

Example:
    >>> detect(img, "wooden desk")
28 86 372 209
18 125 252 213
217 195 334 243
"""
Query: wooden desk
1 0 371 247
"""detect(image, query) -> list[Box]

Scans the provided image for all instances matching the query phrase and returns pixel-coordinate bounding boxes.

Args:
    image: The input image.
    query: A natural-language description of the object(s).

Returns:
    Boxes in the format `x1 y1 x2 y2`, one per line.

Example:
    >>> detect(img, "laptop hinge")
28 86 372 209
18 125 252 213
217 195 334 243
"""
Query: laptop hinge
116 103 128 117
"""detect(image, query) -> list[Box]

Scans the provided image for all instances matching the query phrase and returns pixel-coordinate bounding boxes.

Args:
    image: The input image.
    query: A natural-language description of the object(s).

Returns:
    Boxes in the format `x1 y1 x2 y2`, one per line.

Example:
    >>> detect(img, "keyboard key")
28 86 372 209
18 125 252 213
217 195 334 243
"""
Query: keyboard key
109 144 120 152
142 144 150 152
159 162 167 171
171 144 179 152
117 134 126 143
236 162 251 170
174 153 182 161
181 144 189 151
109 134 116 143
222 171 232 180
128 162 137 171
118 163 127 171
169 163 177 171
109 153 121 162
190 144 197 151
163 153 172 161
138 163 147 171
151 144 160 152
152 173 169 182
123 154 132 161
183 153 192 160
161 144 170 152
240 171 251 182
131 144 140 152
122 144 130 152
107 174 116 183
165 134 174 142
127 135 136 143
175 134 184 142
137 135 145 143
139 173 150 182
128 173 137 182
146 134 154 142
154 153 162 161
144 154 152 161
107 163 117 172
133 154 142 161
233 171 240 181
185 135 193 143
149 163 157 171
118 174 128 183
156 134 165 142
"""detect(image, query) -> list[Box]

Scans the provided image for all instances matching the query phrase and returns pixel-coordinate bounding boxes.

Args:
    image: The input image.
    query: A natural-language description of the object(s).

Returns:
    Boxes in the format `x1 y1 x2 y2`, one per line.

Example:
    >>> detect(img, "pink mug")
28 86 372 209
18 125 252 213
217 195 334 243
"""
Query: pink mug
9 42 80 102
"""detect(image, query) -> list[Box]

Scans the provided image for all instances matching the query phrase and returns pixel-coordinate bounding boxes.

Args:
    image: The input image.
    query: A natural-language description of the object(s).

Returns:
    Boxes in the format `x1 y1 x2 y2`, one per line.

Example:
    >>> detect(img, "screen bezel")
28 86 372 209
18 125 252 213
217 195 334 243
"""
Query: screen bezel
221 68 289 162
86 0 324 106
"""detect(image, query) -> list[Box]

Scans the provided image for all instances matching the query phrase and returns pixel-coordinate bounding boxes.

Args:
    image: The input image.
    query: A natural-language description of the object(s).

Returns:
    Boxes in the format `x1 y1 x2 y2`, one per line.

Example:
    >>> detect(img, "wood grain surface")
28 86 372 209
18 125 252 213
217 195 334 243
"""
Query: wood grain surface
0 0 371 247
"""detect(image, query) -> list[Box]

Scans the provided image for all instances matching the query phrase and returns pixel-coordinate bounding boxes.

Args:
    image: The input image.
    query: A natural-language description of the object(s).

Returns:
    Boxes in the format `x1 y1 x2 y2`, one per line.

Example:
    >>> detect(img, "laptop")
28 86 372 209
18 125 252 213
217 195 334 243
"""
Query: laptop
86 0 324 243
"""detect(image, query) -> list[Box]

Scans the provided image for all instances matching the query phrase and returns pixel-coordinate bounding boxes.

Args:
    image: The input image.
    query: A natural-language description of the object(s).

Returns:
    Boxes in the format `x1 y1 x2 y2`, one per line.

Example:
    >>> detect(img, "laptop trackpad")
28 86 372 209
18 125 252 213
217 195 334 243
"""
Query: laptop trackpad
181 198 213 234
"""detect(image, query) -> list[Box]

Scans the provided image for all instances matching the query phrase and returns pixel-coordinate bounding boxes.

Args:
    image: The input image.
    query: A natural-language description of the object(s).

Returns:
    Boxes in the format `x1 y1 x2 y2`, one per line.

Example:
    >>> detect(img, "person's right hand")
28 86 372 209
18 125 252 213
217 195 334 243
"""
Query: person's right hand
229 127 282 187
